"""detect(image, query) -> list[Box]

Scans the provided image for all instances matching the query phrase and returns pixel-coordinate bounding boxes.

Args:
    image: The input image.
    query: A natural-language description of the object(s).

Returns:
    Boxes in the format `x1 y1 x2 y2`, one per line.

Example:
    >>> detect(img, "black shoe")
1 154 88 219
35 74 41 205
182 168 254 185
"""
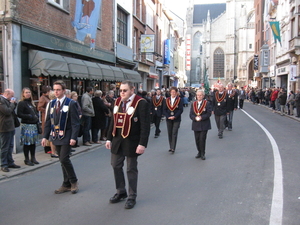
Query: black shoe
170 149 175 154
51 154 59 158
31 159 39 164
125 199 136 209
8 164 21 168
71 149 76 152
168 149 172 152
154 135 158 138
24 160 34 166
219 135 223 139
228 128 232 131
195 153 201 158
1 167 9 172
110 193 128 203
201 155 206 160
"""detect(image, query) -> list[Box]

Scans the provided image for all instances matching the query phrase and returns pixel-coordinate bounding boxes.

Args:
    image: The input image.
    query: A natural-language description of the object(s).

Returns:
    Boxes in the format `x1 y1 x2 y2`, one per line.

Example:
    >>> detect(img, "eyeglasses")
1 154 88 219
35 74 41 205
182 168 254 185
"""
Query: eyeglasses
119 89 128 93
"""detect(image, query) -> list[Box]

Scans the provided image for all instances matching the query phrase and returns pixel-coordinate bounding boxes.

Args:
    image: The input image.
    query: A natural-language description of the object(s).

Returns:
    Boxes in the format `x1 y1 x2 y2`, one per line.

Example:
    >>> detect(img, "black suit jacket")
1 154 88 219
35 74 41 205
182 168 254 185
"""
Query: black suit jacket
190 101 212 131
226 90 238 111
212 92 228 116
150 96 165 117
163 97 184 122
43 98 80 145
107 97 150 157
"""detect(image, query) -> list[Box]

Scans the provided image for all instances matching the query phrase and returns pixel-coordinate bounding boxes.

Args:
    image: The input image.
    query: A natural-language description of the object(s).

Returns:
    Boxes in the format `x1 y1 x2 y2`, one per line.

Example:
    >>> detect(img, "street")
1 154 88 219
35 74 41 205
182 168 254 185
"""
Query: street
1 102 300 225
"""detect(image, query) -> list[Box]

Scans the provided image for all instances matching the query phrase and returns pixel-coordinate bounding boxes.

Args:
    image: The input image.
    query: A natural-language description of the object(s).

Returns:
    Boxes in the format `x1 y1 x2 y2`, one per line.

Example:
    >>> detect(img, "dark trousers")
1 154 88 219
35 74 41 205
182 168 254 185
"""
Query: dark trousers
0 130 15 167
239 99 244 109
297 105 300 117
152 114 161 135
111 153 138 199
166 120 181 150
91 128 99 143
214 114 226 134
82 115 91 143
56 145 78 187
194 130 208 156
225 110 234 129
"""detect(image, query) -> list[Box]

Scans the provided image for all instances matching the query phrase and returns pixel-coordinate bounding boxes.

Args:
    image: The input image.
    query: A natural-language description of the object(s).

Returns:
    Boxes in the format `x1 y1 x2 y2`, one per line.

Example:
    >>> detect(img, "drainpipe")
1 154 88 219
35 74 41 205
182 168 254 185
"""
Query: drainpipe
2 24 9 89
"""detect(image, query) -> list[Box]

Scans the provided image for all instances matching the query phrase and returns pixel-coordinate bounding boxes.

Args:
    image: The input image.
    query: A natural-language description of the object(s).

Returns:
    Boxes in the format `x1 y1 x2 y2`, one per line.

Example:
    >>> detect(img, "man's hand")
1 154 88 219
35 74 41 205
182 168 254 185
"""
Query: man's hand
105 141 111 149
41 138 47 147
136 145 145 154
70 139 76 146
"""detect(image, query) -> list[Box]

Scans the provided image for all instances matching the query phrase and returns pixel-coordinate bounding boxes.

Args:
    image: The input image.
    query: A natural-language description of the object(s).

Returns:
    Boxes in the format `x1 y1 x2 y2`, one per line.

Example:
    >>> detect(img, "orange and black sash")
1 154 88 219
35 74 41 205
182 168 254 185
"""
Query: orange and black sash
166 97 180 112
193 100 207 116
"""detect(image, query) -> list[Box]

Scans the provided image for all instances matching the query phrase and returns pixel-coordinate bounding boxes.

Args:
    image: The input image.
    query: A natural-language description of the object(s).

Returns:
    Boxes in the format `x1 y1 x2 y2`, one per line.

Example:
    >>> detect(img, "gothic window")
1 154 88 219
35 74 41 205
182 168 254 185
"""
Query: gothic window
193 32 201 51
213 48 224 78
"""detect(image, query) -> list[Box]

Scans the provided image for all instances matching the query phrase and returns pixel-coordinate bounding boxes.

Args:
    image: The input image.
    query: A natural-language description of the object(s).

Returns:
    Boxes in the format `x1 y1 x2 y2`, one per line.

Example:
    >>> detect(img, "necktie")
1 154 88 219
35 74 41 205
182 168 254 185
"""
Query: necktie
122 100 129 113
56 100 61 114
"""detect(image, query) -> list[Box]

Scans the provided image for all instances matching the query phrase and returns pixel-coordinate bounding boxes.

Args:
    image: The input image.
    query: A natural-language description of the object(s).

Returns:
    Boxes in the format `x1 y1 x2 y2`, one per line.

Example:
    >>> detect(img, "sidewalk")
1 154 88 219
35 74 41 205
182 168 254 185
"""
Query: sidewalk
0 138 103 181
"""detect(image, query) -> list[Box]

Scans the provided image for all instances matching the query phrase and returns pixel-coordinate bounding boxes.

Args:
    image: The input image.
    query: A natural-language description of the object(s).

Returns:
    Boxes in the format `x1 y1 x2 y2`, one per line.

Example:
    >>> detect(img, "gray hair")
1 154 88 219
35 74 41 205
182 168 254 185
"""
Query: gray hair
65 89 71 97
108 90 114 96
94 90 102 97
196 89 205 95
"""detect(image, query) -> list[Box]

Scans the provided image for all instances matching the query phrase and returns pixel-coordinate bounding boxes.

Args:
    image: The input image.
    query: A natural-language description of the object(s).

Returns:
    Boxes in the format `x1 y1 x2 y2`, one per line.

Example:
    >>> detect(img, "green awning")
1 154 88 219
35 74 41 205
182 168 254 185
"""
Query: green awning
110 66 124 81
63 57 89 79
29 50 69 77
121 68 141 83
98 64 115 81
83 61 103 80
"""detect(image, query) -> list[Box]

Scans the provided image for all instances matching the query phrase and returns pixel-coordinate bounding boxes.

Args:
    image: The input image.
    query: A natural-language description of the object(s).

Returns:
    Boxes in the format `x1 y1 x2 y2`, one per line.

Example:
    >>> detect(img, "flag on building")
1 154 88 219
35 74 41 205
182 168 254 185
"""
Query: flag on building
269 21 281 46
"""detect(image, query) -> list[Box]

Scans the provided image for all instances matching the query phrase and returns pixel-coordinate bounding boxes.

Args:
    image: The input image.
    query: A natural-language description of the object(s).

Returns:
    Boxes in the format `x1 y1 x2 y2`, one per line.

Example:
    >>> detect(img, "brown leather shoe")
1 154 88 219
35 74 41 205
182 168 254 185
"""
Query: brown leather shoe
54 186 71 194
71 182 79 194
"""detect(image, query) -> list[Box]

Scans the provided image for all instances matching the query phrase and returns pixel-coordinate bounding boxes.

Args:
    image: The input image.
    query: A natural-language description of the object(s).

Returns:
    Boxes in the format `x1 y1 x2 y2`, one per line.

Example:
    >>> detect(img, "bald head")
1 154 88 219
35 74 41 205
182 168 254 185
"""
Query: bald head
3 89 15 100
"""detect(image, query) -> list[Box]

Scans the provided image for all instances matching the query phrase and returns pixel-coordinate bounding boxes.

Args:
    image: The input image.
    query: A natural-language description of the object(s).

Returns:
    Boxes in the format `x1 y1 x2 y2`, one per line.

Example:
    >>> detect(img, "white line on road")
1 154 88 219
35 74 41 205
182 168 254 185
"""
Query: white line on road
242 110 283 225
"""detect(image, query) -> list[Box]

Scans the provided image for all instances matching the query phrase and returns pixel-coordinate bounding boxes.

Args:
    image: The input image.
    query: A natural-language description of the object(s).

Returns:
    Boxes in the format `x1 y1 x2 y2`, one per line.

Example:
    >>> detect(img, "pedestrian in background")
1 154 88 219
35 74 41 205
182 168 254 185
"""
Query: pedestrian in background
150 89 165 138
287 90 295 115
278 88 287 116
0 89 20 172
71 91 82 148
295 89 300 117
238 86 246 109
91 90 109 144
190 90 212 160
17 87 40 166
163 86 184 153
270 87 279 112
41 80 80 194
38 85 51 154
81 87 95 146
224 83 238 131
105 80 150 209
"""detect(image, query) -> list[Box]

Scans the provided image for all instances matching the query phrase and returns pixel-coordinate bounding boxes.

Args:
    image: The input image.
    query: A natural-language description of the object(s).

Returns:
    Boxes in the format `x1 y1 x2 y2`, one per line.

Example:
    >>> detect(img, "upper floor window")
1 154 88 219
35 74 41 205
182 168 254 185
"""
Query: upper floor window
146 8 154 29
213 48 224 78
133 0 142 19
117 7 128 45
47 0 69 11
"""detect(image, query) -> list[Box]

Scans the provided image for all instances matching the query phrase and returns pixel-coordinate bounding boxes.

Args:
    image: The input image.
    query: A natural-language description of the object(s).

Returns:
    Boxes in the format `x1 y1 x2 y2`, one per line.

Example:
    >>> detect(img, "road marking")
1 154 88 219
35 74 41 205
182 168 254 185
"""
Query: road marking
242 110 283 225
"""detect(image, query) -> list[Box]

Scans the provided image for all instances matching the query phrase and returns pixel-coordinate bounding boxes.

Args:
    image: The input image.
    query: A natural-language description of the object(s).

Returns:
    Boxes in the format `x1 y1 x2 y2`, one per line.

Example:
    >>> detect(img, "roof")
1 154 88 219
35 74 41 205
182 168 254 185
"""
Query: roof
193 3 226 24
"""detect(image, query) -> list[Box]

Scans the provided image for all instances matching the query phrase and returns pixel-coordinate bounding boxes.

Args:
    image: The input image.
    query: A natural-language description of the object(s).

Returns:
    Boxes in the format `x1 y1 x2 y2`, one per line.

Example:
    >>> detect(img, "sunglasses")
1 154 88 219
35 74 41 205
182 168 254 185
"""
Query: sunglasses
119 89 128 93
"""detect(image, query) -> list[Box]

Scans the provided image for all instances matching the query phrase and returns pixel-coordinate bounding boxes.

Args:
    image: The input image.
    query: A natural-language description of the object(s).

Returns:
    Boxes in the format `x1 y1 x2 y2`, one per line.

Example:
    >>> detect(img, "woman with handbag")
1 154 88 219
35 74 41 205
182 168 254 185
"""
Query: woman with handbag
17 87 40 166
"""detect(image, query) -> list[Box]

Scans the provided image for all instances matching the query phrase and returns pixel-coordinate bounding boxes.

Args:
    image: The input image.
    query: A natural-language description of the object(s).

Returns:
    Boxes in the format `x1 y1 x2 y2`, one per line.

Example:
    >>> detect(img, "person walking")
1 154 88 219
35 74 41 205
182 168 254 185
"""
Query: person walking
150 89 165 138
0 89 20 172
163 86 184 153
17 87 40 166
295 89 300 117
287 90 295 115
238 86 246 109
105 80 150 209
81 87 95 146
190 90 212 160
41 80 80 194
212 83 228 139
224 83 238 131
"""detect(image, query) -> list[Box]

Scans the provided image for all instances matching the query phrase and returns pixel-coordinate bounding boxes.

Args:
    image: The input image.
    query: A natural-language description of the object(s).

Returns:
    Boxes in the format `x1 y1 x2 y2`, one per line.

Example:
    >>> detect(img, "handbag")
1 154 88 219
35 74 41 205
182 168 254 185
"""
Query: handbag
37 122 42 134
13 112 20 128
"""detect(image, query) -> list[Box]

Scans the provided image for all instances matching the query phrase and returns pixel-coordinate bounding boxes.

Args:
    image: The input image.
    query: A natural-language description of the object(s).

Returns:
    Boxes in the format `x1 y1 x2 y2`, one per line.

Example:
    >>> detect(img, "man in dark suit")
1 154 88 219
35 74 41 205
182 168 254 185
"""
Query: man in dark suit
225 83 238 131
238 86 246 109
163 87 184 153
105 80 150 209
150 89 165 138
190 90 212 160
41 80 80 194
212 83 228 139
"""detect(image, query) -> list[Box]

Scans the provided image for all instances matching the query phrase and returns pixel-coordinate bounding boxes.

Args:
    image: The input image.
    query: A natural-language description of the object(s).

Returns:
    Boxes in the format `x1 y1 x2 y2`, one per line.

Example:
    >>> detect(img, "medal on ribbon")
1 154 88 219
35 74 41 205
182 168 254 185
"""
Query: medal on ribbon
193 100 207 122
215 91 226 106
166 97 180 116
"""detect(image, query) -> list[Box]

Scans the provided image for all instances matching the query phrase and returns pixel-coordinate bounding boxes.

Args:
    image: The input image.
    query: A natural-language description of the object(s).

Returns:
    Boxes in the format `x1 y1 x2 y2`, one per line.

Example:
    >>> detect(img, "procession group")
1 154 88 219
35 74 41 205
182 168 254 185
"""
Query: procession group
0 80 240 210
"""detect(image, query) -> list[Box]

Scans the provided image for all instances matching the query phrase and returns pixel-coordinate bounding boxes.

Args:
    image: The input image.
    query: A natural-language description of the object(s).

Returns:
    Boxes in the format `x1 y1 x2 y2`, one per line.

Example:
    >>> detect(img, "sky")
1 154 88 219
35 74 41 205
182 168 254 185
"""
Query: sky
164 0 226 19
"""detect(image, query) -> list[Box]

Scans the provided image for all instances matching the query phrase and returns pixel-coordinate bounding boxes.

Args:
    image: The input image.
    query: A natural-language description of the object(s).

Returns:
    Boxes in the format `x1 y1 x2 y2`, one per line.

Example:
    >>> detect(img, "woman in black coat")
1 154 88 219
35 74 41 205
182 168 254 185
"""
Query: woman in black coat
91 90 109 143
17 87 40 166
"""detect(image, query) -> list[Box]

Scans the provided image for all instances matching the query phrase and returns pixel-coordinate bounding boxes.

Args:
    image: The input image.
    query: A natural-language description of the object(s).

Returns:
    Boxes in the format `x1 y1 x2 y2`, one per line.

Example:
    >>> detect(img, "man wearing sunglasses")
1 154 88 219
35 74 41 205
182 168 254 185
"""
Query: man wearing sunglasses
105 80 150 209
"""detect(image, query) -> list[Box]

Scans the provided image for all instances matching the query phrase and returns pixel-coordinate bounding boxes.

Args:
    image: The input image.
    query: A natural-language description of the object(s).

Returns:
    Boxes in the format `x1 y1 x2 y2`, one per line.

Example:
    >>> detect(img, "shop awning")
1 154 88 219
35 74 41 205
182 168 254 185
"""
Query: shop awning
148 73 159 79
121 68 142 83
98 64 115 81
29 50 69 77
63 57 89 79
83 61 103 80
110 66 124 81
